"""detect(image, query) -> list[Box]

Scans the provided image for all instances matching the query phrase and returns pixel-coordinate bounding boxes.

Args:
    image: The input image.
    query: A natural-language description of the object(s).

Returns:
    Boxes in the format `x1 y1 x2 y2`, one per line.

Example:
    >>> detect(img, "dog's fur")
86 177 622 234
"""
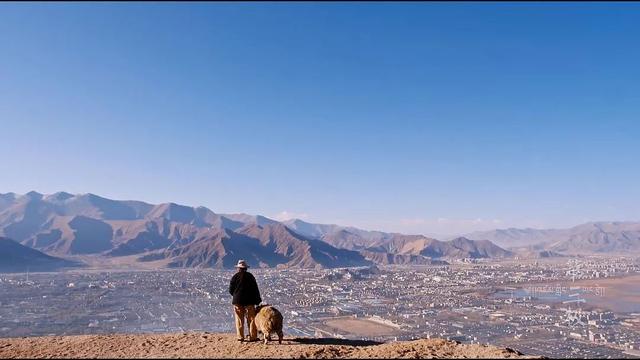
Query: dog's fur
253 304 284 345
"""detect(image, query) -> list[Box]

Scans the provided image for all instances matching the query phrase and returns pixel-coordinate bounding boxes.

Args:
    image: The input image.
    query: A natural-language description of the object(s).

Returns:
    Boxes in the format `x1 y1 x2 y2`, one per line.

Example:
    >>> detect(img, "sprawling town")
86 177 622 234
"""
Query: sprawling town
1 257 639 358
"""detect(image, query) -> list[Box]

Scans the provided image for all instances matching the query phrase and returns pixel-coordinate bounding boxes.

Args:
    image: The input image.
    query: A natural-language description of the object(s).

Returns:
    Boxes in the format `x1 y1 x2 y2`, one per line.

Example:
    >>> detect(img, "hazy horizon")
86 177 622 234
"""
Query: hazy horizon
2 3 639 235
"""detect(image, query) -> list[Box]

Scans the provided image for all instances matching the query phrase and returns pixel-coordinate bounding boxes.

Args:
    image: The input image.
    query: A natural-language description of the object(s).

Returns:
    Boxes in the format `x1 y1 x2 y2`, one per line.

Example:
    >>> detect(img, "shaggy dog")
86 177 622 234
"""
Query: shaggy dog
253 304 284 344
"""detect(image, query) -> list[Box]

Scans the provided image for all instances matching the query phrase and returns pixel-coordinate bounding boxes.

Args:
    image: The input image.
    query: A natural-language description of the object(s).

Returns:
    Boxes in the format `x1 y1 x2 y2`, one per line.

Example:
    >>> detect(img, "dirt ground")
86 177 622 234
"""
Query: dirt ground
0 332 538 359
323 317 400 337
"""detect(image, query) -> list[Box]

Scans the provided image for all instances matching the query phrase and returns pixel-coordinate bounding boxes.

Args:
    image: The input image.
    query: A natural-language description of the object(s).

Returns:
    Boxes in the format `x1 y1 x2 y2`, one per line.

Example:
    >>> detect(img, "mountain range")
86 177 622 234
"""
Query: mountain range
0 191 518 269
464 221 640 255
1 191 638 270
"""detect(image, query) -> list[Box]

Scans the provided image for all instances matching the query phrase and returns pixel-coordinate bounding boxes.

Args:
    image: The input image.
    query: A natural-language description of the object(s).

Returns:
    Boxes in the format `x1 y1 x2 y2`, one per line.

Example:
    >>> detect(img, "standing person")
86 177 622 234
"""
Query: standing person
228 259 262 342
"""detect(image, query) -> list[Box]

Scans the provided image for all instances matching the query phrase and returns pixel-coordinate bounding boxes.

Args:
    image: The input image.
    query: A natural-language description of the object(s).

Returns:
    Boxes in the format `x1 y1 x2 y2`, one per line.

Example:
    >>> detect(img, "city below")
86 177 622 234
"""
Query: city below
1 257 639 359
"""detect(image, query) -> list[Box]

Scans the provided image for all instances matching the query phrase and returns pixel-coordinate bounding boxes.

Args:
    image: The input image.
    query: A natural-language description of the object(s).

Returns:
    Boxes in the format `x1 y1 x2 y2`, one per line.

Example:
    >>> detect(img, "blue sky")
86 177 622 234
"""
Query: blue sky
1 2 639 236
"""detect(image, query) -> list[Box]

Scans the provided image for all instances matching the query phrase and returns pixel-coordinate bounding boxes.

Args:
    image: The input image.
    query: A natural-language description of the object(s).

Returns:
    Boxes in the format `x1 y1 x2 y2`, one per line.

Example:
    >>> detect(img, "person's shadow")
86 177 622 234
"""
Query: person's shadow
289 337 382 346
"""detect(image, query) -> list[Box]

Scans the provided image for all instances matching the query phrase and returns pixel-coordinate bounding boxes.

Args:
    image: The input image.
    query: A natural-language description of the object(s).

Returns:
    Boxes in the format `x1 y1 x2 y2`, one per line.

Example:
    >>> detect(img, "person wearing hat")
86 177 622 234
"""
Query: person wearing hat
228 259 262 342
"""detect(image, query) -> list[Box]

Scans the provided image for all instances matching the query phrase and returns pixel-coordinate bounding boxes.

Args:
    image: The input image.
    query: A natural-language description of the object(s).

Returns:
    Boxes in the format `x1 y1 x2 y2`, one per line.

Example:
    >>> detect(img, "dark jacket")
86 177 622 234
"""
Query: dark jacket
228 270 262 306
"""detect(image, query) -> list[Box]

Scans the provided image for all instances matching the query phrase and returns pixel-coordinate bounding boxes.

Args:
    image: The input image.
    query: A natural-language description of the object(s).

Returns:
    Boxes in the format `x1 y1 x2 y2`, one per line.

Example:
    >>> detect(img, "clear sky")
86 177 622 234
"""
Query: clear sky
1 2 639 236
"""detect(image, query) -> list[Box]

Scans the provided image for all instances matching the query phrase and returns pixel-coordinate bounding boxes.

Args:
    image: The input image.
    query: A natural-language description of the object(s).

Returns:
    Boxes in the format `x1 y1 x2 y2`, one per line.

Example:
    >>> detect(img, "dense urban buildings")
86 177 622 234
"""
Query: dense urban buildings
1 257 639 358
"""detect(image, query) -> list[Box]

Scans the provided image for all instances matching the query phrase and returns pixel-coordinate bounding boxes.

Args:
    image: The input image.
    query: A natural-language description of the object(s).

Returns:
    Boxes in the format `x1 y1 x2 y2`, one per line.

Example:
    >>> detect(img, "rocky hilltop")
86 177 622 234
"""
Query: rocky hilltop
0 332 536 359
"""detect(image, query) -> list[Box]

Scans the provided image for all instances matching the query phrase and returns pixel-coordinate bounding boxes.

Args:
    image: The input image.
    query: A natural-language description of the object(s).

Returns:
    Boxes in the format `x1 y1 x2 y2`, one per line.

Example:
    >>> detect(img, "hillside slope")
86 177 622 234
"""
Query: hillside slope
0 333 535 359
145 224 372 269
0 237 81 272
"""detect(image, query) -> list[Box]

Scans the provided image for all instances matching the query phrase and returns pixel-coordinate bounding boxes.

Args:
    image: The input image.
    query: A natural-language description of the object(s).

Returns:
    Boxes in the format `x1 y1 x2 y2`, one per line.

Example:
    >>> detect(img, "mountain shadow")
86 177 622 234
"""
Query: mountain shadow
0 237 83 273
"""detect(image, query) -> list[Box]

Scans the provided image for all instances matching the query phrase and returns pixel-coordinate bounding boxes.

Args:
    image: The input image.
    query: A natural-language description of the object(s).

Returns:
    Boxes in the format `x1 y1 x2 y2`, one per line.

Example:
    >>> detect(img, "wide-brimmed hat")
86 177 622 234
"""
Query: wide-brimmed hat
235 259 249 269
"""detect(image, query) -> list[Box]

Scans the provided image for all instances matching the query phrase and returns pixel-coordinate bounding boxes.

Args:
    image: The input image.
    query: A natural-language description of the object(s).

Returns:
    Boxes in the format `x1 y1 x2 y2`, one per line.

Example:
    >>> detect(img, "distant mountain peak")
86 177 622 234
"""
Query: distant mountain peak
24 191 43 200
45 191 74 201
